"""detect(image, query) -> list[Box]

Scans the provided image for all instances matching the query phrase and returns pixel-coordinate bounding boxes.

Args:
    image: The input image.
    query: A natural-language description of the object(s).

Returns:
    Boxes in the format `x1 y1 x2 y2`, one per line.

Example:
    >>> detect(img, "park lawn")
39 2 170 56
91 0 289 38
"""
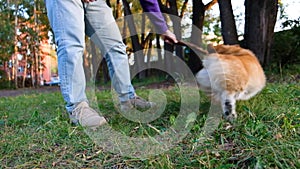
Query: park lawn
0 76 299 168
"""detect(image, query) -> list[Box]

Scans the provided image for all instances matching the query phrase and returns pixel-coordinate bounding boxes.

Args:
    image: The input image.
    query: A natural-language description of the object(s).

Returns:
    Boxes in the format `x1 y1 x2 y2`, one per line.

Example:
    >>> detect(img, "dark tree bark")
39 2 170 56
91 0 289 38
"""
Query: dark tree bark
168 0 183 59
122 0 142 52
156 34 163 63
100 59 110 83
244 0 278 66
14 3 19 88
115 0 121 19
188 0 205 74
141 13 146 47
157 0 171 14
83 55 91 82
157 0 175 75
191 0 205 47
218 0 239 45
122 0 145 78
205 0 218 10
180 0 189 18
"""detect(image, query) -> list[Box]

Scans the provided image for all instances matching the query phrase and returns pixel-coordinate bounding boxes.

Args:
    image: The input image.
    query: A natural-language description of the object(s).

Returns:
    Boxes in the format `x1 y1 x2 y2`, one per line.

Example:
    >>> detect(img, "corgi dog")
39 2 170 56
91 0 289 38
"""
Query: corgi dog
194 44 266 121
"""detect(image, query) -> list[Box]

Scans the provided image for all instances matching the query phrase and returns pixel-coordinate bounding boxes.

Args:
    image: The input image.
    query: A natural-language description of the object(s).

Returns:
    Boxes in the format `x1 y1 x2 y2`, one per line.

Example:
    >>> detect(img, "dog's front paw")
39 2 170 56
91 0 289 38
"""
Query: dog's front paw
223 110 237 123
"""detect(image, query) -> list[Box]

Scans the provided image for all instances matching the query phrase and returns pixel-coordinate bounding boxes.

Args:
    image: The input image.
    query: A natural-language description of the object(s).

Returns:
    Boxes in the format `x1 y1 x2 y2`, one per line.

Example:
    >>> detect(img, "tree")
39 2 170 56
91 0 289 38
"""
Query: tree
0 0 50 88
13 2 19 88
217 0 238 45
271 18 300 67
0 0 14 87
122 0 145 79
0 0 18 88
168 0 183 59
244 0 279 66
188 0 217 74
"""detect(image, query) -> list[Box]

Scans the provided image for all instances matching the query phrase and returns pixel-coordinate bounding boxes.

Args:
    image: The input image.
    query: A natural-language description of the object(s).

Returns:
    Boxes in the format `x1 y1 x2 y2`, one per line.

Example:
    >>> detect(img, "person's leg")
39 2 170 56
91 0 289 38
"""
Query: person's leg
45 0 106 127
84 0 135 102
45 0 87 111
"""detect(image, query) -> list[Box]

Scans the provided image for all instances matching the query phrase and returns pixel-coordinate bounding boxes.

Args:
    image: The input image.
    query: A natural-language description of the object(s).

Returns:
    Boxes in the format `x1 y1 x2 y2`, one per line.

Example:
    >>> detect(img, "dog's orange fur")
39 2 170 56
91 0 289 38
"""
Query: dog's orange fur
196 44 266 121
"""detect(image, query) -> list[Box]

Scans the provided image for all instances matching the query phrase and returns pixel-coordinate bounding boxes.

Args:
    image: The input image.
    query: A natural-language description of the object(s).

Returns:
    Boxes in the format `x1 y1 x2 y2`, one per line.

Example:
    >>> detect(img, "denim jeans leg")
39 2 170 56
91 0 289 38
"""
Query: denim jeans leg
84 0 135 102
45 0 88 112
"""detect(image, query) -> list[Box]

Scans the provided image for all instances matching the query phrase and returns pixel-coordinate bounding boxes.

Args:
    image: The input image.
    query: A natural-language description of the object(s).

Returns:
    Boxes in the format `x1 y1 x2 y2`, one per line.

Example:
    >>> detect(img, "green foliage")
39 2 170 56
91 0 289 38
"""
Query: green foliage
282 17 300 29
0 0 50 88
0 3 14 61
271 24 300 67
0 70 10 89
203 10 222 43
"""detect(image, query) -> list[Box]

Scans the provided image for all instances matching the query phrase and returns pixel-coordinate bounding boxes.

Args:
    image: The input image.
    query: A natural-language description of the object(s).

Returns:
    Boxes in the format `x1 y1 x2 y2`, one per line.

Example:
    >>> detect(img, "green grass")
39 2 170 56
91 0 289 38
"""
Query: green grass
0 73 299 168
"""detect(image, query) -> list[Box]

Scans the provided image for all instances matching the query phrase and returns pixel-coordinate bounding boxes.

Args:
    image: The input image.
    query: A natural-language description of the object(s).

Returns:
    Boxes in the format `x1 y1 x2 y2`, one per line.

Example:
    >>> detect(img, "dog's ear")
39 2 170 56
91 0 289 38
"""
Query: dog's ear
207 44 216 53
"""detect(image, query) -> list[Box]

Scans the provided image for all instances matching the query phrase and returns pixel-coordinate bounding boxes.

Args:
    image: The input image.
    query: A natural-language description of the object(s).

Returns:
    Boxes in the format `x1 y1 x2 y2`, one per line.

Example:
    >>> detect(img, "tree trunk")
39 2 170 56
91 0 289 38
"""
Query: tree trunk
180 0 189 18
115 0 121 18
188 0 205 74
141 13 146 47
146 33 153 76
90 40 96 82
13 3 19 89
168 0 183 59
22 55 28 87
122 0 145 79
244 0 278 66
34 0 40 87
30 42 35 87
156 34 162 63
218 0 239 45
83 39 92 82
101 59 110 83
157 0 174 75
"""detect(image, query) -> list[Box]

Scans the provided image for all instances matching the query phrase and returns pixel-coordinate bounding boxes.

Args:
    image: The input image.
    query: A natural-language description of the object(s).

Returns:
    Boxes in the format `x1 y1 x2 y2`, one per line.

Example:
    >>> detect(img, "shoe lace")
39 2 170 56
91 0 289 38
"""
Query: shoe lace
72 102 89 120
72 106 83 120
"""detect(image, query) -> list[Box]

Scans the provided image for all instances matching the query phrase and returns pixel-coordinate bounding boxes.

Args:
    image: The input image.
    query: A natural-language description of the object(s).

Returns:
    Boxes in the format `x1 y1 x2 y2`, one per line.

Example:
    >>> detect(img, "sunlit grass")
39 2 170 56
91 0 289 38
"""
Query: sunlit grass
0 74 299 168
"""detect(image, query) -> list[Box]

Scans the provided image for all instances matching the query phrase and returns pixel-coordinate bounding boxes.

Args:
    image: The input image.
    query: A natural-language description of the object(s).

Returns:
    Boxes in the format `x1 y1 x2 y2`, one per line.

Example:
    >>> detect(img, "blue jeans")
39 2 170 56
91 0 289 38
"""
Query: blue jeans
45 0 135 112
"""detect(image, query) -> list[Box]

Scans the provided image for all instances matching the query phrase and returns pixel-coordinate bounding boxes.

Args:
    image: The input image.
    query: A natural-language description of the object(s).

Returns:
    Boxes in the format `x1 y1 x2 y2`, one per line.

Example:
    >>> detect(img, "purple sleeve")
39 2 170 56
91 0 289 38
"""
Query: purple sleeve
139 0 168 34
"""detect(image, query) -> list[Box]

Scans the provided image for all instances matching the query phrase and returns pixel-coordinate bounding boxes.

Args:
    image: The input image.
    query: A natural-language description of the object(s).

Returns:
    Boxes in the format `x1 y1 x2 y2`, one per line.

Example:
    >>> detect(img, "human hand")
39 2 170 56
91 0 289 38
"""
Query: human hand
82 0 97 3
161 29 178 44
